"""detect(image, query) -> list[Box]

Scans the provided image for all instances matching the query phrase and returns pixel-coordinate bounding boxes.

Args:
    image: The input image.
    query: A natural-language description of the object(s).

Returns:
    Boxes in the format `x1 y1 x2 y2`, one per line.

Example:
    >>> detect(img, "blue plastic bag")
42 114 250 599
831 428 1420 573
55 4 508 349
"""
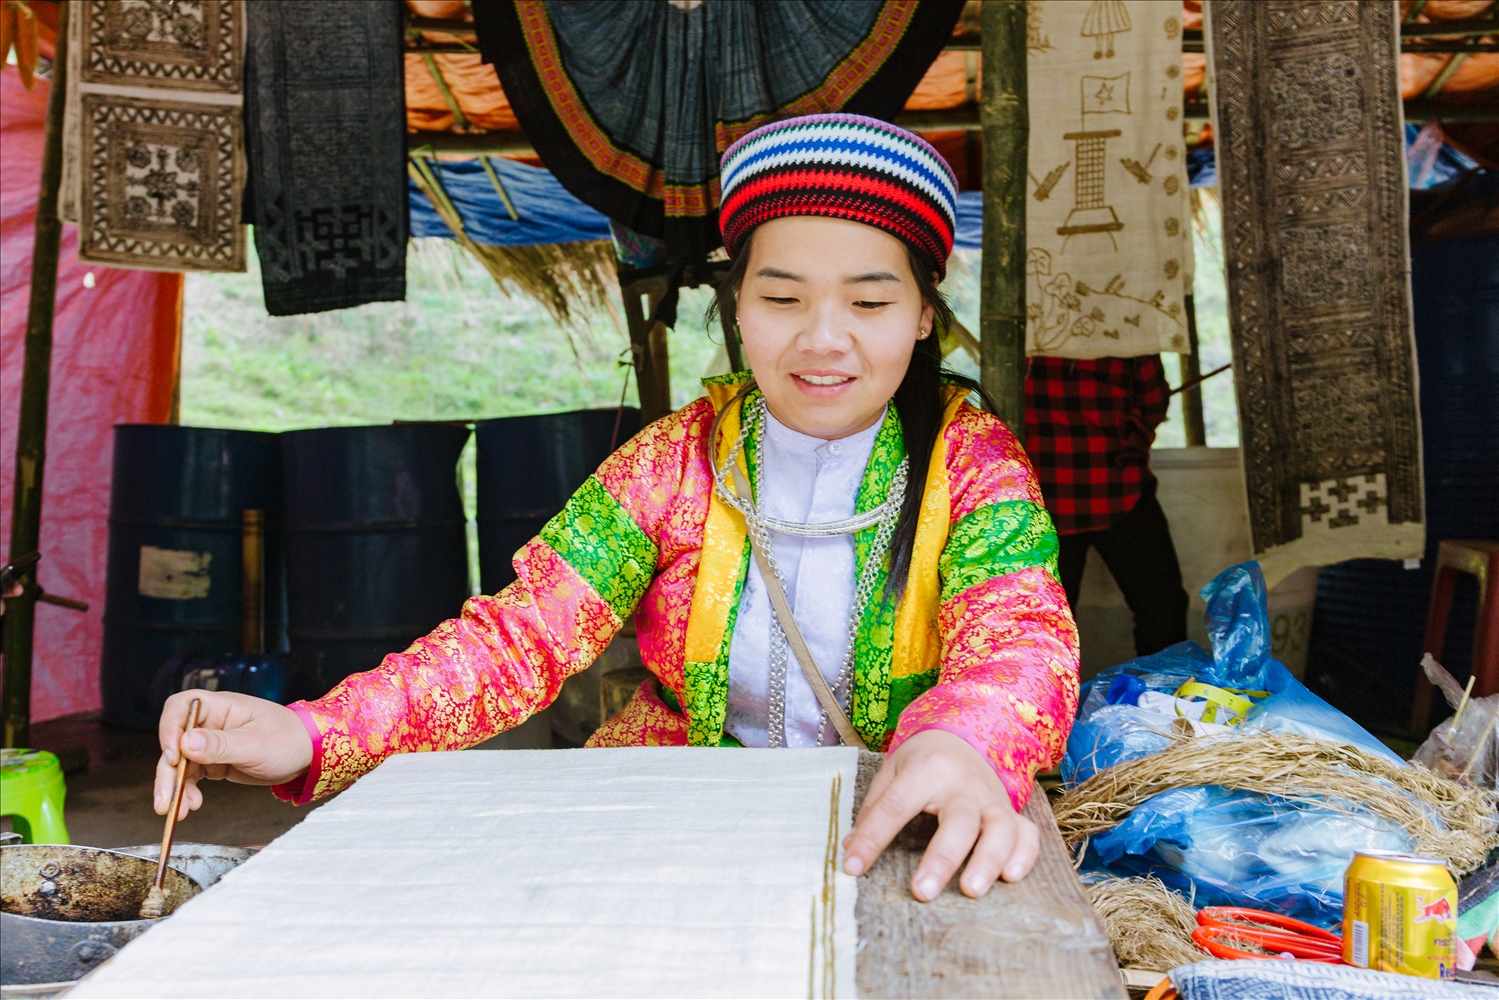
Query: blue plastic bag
1065 562 1417 927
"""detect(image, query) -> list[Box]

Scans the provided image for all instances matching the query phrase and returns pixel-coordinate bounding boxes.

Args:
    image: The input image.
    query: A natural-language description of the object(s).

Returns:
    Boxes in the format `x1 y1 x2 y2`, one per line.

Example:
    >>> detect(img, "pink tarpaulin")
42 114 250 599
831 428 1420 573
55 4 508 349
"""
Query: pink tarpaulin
2 67 182 723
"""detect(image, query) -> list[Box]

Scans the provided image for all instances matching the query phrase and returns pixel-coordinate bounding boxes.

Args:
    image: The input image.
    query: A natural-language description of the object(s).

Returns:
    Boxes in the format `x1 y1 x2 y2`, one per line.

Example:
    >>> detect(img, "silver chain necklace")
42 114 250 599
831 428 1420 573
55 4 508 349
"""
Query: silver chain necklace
713 393 907 747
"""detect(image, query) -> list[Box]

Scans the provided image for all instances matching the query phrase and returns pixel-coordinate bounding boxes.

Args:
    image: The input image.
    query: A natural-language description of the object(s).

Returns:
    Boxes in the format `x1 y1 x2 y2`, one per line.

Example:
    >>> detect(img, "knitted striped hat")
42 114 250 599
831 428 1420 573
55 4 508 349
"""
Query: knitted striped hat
718 113 959 278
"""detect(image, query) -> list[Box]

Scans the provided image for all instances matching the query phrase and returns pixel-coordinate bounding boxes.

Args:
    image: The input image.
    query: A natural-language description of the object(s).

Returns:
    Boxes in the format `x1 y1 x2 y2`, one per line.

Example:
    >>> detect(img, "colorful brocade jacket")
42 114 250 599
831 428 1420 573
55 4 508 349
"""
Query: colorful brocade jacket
274 374 1080 811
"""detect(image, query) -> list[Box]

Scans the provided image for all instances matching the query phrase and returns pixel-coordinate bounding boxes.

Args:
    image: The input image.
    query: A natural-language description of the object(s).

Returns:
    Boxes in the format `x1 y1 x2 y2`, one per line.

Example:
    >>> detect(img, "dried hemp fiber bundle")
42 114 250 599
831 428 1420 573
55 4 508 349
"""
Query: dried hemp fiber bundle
1054 731 1499 877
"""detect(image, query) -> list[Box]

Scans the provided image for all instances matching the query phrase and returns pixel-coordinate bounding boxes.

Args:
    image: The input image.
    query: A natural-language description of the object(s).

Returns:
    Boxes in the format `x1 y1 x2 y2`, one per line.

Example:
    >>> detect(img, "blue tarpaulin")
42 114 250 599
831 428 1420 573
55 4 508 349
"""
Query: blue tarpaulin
410 123 1483 252
408 156 612 247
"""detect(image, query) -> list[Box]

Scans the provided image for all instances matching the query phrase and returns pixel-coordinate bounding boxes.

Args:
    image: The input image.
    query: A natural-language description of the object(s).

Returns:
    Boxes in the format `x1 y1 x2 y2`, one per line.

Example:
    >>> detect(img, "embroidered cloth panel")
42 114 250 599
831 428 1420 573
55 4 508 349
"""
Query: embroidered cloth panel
1207 0 1424 583
472 1 964 262
1024 0 1193 359
242 1 407 316
68 748 860 999
60 0 247 272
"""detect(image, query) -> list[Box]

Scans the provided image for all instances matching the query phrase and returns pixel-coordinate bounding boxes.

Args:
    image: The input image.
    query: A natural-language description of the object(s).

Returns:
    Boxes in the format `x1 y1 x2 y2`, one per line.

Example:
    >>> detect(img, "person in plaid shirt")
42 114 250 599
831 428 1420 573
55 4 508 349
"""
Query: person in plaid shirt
1024 355 1189 656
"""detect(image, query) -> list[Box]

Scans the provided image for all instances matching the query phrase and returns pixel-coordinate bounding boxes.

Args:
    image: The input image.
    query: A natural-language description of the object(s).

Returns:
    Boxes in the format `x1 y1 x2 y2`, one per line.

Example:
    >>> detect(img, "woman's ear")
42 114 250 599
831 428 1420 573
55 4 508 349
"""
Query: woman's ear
919 300 936 339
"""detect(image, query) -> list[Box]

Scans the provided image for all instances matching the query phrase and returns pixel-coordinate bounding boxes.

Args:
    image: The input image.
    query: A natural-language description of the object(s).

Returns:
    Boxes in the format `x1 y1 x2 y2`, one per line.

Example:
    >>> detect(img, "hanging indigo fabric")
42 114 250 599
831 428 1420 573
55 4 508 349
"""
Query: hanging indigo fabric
1207 0 1424 583
473 1 964 263
243 1 407 316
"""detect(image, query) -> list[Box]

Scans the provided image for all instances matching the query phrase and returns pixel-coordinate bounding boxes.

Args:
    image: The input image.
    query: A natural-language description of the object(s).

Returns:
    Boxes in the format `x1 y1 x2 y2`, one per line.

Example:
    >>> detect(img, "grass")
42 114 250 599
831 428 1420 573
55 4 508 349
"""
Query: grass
183 239 727 432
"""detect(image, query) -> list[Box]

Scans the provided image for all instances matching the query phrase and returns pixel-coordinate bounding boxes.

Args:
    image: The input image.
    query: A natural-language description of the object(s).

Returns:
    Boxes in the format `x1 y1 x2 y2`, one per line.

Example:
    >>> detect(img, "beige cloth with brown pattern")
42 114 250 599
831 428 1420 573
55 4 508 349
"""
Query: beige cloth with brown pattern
60 0 246 272
1024 0 1192 359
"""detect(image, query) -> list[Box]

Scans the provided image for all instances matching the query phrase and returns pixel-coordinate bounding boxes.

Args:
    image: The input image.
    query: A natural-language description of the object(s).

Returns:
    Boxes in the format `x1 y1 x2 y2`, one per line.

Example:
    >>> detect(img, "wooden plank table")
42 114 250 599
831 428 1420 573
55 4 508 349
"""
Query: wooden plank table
66 749 1122 998
854 753 1125 999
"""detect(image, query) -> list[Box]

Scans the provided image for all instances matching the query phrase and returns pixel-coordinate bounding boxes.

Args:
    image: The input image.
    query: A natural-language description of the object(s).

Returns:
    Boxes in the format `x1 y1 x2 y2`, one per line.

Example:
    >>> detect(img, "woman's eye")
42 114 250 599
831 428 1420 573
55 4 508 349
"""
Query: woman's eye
853 300 892 310
762 296 798 305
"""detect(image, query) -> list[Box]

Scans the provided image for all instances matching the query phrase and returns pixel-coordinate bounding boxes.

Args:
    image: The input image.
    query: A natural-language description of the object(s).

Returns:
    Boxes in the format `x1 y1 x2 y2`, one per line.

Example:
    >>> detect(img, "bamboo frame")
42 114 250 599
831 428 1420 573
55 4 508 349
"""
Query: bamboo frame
3 2 69 749
979 0 1027 433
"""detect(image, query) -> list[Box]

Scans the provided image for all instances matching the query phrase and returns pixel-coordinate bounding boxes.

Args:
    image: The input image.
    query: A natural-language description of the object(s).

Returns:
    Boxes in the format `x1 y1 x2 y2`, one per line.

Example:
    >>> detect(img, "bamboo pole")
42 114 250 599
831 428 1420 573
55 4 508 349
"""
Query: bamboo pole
617 272 671 424
4 3 69 750
1182 294 1207 446
979 0 1028 433
241 510 265 655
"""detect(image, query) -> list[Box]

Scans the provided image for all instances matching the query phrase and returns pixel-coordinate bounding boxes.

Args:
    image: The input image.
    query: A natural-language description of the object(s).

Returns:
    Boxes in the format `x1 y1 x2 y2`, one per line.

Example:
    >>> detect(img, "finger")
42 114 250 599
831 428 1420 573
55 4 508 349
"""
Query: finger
152 754 179 815
912 803 981 902
177 778 204 820
843 771 925 877
158 693 213 764
958 809 1020 897
158 694 195 767
179 725 251 768
844 761 897 850
1000 816 1040 883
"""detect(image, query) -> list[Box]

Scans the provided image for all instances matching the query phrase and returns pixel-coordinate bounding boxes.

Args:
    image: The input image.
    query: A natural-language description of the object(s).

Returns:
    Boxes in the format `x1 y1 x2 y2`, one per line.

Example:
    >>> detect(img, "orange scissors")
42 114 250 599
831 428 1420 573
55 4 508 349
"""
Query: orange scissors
1192 906 1345 963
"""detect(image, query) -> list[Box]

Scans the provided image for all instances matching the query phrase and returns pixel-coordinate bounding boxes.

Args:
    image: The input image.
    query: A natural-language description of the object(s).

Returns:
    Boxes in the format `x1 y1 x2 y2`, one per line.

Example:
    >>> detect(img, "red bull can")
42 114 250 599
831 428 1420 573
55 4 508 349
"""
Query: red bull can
1343 850 1458 979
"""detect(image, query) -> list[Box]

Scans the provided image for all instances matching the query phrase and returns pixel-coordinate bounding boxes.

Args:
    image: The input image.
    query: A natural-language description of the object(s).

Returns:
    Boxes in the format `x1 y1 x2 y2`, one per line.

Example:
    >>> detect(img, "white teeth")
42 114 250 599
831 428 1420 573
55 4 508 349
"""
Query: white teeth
798 374 851 386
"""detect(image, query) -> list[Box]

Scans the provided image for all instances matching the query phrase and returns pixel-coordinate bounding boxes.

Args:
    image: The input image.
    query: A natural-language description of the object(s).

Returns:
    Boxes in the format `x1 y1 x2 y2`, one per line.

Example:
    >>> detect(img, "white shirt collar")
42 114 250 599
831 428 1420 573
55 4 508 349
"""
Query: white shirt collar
761 405 886 463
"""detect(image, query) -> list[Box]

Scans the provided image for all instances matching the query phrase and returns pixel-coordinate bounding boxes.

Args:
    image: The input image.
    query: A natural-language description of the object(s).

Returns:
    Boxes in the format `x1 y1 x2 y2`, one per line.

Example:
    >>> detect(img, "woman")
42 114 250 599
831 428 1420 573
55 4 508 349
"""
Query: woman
155 115 1079 902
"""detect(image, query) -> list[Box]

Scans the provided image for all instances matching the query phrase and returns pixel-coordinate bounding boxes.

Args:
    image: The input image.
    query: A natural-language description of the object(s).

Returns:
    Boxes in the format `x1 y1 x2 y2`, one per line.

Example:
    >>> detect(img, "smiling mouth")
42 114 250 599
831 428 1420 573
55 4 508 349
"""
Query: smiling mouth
794 374 853 386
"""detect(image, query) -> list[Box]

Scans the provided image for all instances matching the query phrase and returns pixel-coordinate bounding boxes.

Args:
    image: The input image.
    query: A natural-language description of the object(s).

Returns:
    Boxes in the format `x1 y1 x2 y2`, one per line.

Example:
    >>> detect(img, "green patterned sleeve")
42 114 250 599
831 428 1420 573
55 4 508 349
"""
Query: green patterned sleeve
939 500 1060 603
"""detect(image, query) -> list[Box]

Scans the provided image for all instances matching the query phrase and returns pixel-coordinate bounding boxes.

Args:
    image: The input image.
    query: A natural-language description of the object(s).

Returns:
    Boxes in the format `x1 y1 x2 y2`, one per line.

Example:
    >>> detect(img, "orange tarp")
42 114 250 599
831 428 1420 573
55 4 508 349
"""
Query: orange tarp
406 53 517 133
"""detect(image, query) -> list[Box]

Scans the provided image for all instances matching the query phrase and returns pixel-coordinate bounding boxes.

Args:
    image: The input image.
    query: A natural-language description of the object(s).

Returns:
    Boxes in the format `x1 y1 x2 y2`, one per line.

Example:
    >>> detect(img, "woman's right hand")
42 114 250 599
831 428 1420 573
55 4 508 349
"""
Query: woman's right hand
154 691 314 819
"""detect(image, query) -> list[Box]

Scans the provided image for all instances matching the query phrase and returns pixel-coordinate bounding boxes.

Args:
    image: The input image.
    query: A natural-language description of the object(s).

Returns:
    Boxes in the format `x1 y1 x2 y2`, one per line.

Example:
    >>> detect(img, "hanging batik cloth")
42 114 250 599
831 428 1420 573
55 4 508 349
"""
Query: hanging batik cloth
473 0 964 262
1023 0 1193 358
60 0 248 272
243 1 407 316
1207 0 1423 583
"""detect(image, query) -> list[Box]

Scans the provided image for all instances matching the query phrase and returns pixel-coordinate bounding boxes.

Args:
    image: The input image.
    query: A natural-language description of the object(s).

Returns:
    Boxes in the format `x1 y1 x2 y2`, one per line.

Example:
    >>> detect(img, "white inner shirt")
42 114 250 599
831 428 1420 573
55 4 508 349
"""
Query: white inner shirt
725 406 884 747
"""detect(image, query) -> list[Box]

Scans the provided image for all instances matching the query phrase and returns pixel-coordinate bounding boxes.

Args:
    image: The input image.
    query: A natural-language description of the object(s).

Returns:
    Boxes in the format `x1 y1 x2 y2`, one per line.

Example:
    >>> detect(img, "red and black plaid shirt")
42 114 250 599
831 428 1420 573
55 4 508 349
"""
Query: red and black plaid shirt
1024 355 1171 536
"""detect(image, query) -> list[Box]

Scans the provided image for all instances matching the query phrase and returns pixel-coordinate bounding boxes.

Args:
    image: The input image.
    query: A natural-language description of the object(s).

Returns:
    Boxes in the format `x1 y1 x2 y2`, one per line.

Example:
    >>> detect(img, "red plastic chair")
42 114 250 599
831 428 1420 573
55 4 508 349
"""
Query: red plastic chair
1411 540 1499 734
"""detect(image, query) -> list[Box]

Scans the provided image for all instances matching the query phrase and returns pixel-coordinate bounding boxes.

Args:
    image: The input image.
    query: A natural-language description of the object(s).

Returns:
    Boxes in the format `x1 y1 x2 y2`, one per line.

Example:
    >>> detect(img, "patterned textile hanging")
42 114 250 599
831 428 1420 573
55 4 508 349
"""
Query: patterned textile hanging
59 0 247 273
472 0 964 263
1023 0 1193 359
243 1 407 316
1207 0 1424 584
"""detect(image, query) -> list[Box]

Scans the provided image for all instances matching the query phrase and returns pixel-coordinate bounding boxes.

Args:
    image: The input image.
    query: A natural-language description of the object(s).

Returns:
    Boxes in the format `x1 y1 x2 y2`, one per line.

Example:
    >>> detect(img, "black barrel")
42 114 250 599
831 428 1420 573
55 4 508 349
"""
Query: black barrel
475 408 641 593
101 426 283 728
281 424 471 701
1311 236 1499 727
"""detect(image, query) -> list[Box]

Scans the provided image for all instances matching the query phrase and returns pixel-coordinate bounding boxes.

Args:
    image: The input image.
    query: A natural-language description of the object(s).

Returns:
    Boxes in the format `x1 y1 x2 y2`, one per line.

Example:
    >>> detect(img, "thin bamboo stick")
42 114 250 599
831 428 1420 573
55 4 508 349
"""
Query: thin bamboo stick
422 51 470 131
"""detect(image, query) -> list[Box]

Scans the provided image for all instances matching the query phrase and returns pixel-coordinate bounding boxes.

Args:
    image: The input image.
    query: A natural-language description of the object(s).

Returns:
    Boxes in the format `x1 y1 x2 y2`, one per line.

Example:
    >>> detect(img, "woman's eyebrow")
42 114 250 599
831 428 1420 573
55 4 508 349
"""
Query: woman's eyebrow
845 271 902 284
754 266 803 281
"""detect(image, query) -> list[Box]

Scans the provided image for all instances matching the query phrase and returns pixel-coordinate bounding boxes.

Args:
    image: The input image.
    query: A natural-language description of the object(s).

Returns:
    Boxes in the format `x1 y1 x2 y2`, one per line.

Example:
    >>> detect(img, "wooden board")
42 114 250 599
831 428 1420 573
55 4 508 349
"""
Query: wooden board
68 749 1122 998
853 752 1125 999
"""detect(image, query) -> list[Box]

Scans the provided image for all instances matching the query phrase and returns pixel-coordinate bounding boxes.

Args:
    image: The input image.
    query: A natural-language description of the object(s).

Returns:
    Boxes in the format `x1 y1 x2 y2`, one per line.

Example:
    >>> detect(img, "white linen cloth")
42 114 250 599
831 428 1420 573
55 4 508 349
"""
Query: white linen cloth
726 406 883 748
66 748 860 999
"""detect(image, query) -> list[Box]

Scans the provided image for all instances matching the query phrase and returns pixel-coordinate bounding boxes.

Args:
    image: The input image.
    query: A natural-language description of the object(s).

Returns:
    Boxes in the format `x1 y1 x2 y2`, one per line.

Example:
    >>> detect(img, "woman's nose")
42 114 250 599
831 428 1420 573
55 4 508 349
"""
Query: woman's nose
797 304 853 355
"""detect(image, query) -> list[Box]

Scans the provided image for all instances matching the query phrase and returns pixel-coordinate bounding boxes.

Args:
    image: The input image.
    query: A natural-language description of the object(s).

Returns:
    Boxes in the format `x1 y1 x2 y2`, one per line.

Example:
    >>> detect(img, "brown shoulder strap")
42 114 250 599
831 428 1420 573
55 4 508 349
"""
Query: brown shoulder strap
730 463 868 751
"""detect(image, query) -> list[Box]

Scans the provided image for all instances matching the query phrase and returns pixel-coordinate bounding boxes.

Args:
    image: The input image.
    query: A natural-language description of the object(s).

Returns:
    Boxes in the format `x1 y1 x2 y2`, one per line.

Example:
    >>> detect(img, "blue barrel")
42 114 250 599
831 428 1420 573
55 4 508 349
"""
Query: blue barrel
281 424 471 701
101 426 284 728
1311 236 1499 729
475 408 640 593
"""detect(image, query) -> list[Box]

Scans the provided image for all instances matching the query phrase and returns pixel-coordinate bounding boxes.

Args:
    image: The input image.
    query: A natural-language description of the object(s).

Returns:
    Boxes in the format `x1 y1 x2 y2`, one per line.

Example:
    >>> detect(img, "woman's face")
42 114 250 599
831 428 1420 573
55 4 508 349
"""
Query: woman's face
736 216 933 440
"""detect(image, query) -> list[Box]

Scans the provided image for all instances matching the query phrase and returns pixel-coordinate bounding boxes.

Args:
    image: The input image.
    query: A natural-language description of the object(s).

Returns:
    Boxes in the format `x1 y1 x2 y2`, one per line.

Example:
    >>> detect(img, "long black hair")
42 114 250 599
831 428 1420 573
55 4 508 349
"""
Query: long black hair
706 227 993 599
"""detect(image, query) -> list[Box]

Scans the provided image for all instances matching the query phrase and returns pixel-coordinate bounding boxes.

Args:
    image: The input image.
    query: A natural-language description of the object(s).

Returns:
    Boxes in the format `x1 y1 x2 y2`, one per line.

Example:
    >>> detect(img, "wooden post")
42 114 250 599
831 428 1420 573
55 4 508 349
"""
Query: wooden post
241 510 265 655
618 272 672 424
3 4 69 750
980 0 1028 434
1182 294 1208 446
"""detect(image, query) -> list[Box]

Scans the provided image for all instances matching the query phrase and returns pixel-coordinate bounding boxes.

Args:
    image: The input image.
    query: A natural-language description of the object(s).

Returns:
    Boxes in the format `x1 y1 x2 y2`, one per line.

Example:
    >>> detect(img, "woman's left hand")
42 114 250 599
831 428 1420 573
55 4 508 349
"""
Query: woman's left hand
841 729 1039 901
